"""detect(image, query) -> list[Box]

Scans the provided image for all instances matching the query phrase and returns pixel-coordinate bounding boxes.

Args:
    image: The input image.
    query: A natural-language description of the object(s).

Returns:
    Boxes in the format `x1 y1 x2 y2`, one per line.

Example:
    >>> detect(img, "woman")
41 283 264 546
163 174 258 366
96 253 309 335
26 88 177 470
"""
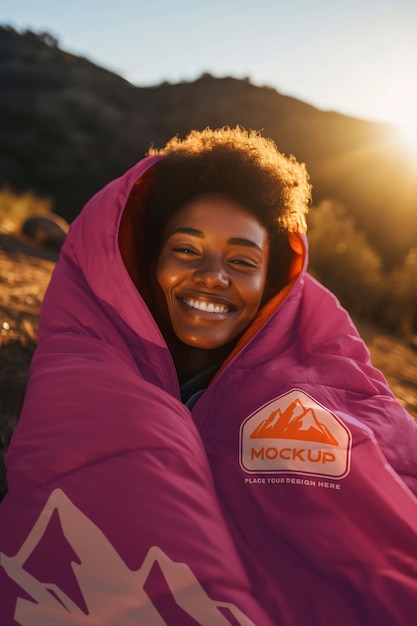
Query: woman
1 127 417 625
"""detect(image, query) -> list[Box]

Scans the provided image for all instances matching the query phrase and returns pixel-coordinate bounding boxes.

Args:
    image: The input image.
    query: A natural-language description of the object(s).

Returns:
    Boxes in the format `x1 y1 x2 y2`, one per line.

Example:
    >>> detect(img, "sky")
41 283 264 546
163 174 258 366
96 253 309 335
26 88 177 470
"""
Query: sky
2 0 417 142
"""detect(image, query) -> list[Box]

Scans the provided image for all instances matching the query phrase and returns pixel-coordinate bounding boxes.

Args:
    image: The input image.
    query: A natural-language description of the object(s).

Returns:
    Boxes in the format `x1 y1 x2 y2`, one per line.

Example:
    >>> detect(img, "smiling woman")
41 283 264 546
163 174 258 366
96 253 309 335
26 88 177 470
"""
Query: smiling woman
2 127 417 626
138 127 309 390
153 196 270 382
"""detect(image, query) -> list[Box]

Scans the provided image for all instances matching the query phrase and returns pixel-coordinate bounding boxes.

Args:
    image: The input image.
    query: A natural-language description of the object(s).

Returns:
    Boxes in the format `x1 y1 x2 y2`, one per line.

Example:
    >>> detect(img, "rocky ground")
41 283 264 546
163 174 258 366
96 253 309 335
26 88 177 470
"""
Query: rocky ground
0 231 416 499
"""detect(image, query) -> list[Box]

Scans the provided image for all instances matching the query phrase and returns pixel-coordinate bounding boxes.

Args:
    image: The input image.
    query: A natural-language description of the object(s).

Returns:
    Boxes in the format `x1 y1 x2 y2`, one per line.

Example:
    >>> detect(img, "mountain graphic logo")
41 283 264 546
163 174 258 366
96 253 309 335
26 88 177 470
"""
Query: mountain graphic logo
0 489 256 626
250 398 339 445
240 389 352 478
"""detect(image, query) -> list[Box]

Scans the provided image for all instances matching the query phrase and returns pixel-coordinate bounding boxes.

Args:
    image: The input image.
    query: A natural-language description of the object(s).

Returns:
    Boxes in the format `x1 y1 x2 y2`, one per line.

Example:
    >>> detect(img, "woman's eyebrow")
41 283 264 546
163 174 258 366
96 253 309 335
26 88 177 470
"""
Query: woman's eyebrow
168 227 204 238
168 229 263 252
228 237 263 252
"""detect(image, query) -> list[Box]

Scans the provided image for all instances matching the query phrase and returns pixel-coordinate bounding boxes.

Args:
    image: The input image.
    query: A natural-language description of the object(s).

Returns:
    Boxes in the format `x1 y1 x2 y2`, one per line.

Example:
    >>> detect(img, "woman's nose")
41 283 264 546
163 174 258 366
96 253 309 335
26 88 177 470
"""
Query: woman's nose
192 257 230 288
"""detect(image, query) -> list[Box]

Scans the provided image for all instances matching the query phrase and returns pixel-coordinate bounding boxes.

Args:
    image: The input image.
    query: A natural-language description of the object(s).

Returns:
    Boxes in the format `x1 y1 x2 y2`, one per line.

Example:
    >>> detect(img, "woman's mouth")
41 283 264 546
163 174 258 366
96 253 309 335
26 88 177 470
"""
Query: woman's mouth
181 297 233 314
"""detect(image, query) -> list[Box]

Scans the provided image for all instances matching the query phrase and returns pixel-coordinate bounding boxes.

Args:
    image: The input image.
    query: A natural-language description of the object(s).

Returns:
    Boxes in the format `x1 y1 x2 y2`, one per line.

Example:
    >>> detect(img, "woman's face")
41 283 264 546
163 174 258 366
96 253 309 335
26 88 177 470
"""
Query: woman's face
155 196 270 350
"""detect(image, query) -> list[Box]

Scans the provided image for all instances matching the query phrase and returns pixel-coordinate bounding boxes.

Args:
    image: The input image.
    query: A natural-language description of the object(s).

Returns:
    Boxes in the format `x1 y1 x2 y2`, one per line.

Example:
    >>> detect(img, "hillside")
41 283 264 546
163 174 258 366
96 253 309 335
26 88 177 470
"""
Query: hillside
1 25 416 268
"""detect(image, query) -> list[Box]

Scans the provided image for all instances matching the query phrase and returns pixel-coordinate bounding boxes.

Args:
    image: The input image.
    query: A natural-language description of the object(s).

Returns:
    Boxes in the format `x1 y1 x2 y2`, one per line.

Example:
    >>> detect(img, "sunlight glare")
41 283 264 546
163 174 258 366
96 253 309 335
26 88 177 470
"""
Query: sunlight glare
389 77 417 157
397 117 417 156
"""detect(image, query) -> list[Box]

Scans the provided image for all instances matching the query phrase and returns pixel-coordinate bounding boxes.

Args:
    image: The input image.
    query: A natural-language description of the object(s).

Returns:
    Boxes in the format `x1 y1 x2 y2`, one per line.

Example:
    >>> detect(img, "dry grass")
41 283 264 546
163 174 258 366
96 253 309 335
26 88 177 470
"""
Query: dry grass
0 233 58 498
0 231 416 500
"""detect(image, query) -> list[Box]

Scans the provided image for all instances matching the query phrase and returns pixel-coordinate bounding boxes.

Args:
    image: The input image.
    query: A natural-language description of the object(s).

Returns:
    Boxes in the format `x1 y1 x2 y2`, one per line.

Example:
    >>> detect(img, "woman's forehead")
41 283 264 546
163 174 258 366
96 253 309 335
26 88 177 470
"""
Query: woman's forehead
165 195 267 237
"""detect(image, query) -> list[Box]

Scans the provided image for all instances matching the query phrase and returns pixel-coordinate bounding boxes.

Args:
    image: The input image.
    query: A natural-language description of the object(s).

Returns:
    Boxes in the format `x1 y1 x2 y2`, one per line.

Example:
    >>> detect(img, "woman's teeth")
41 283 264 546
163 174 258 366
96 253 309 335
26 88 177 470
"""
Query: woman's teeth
183 298 230 314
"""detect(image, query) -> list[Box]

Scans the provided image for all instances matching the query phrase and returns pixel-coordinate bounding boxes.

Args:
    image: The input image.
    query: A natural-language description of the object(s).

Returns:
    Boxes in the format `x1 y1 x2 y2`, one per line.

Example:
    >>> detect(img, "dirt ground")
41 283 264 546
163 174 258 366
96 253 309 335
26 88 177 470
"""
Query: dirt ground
1 231 416 498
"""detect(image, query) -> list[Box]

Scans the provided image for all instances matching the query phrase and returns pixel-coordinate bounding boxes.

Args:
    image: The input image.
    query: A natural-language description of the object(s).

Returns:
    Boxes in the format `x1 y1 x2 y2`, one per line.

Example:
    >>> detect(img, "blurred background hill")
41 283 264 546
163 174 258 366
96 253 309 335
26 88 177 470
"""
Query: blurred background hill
0 25 416 338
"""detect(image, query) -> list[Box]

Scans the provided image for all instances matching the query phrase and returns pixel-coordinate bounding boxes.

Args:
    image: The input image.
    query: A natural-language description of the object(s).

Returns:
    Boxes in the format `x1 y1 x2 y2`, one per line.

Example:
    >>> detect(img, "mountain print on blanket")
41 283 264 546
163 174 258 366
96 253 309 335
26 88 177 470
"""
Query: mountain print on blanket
0 489 255 626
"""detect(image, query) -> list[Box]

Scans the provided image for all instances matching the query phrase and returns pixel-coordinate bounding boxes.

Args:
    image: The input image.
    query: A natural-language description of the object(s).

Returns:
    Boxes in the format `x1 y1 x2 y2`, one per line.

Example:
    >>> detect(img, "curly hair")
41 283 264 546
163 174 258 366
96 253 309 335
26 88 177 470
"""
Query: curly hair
143 126 311 292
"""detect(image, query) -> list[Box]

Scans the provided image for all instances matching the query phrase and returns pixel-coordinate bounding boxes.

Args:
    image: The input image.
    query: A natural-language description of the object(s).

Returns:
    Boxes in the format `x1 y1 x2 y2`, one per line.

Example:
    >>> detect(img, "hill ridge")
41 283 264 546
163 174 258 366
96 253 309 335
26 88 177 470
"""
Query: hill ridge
0 25 416 265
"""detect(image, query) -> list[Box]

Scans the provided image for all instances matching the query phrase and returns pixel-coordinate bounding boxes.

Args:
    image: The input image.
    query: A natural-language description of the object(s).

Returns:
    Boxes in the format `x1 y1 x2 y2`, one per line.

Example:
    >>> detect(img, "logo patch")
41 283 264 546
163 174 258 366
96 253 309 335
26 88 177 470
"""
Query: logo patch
240 389 351 479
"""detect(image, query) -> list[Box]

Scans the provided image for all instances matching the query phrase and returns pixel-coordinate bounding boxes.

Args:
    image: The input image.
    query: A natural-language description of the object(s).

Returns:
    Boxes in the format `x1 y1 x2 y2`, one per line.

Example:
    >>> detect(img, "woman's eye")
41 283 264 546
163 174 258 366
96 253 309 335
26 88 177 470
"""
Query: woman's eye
229 258 257 269
173 246 198 255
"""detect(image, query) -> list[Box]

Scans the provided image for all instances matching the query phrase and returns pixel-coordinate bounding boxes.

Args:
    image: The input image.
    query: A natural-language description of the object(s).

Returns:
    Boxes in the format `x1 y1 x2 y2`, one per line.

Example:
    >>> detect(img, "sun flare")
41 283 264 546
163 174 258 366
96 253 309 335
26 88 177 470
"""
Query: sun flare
387 76 417 156
397 118 417 156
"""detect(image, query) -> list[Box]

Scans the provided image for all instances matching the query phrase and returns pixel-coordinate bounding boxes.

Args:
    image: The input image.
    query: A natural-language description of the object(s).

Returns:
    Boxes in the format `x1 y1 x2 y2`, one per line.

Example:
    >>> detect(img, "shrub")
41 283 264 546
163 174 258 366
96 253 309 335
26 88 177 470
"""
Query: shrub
307 200 384 320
